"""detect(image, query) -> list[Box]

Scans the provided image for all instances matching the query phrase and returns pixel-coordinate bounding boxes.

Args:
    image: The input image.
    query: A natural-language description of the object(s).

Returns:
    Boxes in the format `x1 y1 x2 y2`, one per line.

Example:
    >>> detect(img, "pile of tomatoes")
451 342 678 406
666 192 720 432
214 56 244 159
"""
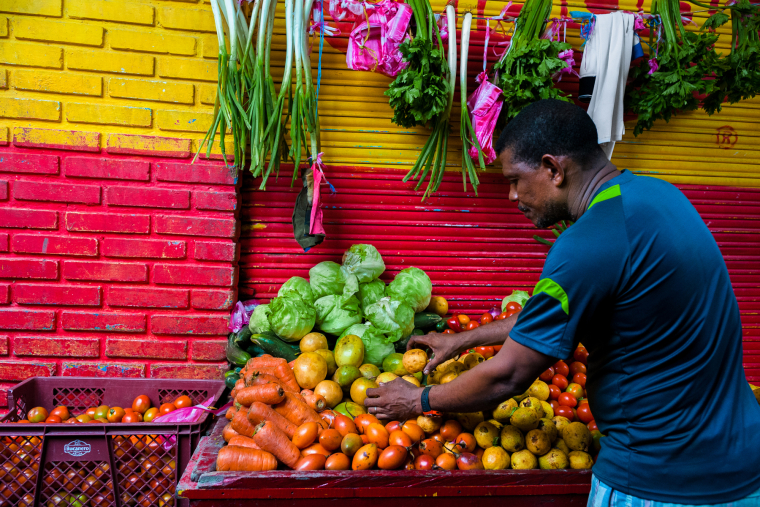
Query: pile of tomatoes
431 303 524 358
19 395 194 425
539 344 597 432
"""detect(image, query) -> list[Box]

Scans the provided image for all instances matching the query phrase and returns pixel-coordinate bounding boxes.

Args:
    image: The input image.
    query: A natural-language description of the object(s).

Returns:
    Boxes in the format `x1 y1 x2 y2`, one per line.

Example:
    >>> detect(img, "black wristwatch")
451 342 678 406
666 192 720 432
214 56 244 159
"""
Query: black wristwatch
420 386 441 416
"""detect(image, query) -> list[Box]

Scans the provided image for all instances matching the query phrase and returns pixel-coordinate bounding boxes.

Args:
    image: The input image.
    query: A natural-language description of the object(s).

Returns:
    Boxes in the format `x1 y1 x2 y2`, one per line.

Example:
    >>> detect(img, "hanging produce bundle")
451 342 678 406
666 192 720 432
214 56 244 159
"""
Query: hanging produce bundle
386 1 458 200
493 0 572 123
459 12 487 193
624 0 721 135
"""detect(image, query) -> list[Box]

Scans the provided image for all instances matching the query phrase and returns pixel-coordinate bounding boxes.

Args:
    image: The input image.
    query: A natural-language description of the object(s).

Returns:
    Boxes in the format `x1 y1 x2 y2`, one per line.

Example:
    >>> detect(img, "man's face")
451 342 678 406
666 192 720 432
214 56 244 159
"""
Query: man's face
500 148 570 229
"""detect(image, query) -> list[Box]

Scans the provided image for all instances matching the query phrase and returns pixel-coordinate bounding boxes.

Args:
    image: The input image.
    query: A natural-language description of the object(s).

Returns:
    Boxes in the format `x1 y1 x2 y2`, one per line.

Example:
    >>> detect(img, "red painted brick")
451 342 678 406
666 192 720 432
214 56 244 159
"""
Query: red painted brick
12 234 98 257
15 283 101 306
150 363 226 380
63 260 147 282
0 258 58 280
14 336 100 358
194 241 236 262
13 180 101 205
0 309 55 330
66 211 150 234
0 208 58 229
0 152 59 175
155 215 237 238
106 337 187 360
191 339 226 361
63 157 150 181
0 285 8 304
155 162 237 185
0 180 7 200
0 361 56 381
61 361 145 378
154 263 235 287
195 191 237 211
0 234 7 252
107 186 190 209
191 289 234 310
151 314 229 335
61 311 146 333
108 287 188 309
0 336 7 355
0 382 10 407
102 238 186 259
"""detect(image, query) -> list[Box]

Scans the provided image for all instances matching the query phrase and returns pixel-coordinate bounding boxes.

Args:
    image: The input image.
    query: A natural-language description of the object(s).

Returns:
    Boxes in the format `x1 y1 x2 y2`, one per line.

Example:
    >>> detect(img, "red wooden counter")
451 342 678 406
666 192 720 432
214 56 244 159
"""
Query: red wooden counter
178 417 593 507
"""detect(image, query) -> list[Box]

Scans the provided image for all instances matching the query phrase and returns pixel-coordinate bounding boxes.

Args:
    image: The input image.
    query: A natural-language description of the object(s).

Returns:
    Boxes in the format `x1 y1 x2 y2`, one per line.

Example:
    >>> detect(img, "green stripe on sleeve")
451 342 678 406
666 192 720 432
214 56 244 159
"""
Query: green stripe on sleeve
588 184 621 210
533 278 569 315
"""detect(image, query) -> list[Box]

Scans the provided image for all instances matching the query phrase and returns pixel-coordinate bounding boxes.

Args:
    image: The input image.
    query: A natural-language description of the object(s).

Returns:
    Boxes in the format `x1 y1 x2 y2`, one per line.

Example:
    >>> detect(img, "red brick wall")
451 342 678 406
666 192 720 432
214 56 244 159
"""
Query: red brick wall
0 146 240 409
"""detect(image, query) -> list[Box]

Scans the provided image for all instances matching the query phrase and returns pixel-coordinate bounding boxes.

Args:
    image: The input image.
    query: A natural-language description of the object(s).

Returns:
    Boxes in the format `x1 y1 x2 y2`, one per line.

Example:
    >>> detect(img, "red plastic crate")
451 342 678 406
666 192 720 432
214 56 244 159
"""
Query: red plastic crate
0 377 225 507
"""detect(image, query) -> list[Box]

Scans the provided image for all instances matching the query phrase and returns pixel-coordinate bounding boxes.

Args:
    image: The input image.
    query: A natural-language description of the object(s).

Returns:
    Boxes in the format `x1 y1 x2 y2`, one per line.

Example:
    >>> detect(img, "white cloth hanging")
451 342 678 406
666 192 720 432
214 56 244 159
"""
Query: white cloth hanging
580 12 634 159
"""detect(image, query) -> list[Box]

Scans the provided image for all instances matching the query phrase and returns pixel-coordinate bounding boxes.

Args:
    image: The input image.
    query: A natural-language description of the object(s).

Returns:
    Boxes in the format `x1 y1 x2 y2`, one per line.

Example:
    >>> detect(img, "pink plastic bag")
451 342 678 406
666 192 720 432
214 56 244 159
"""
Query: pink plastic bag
346 0 411 77
228 299 260 333
467 72 503 165
328 0 364 22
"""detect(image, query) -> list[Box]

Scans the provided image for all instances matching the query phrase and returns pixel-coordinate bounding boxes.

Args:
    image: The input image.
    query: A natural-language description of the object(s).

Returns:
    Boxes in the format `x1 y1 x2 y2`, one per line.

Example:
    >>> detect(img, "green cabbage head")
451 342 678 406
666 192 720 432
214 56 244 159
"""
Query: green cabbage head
358 279 386 311
340 244 385 283
248 304 272 334
339 322 394 368
268 293 315 342
278 276 314 306
314 294 363 336
309 261 346 299
364 297 415 343
386 267 432 312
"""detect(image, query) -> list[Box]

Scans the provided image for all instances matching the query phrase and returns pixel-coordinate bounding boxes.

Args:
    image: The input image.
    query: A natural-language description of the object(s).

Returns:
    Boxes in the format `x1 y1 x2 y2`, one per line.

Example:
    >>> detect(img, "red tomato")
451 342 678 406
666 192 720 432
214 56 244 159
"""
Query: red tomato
446 317 462 333
442 329 456 335
573 346 589 365
558 393 577 408
566 383 584 400
492 345 502 353
132 395 151 414
555 405 574 421
569 361 587 376
548 384 561 400
572 373 587 388
465 321 480 331
456 314 471 326
587 420 598 432
505 302 522 312
549 400 560 414
553 360 570 378
480 313 493 325
474 346 494 359
551 374 568 390
494 312 510 321
45 415 62 424
539 367 554 382
577 403 594 424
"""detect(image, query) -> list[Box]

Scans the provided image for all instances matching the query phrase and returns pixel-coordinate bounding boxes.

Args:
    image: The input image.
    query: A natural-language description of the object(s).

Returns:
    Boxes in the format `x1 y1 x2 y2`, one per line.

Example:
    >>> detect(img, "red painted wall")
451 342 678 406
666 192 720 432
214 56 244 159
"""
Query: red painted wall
0 146 239 409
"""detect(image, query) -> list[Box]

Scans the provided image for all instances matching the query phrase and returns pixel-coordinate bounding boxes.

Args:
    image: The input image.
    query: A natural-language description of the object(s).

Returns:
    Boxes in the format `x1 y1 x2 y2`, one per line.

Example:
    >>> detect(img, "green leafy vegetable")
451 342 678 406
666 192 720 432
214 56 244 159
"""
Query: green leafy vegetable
339 322 395 367
248 304 273 334
502 290 531 312
278 276 315 306
386 267 433 313
309 261 347 299
358 279 387 311
341 244 386 283
268 293 316 342
364 297 415 343
314 294 363 335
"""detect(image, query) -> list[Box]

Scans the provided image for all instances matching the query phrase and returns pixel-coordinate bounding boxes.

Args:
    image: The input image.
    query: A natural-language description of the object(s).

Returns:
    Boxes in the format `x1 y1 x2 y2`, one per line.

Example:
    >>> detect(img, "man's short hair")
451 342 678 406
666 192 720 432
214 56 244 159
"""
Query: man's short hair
494 99 603 168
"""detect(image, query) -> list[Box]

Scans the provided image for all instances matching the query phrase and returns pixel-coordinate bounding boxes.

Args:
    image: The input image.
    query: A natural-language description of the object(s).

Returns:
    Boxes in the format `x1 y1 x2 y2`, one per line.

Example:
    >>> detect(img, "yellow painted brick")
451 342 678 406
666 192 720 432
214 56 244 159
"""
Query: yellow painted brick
0 16 7 37
14 70 102 96
156 109 213 132
0 0 62 17
199 85 216 105
0 41 62 69
106 133 191 157
67 102 152 127
110 29 196 56
158 56 216 82
0 126 8 146
0 69 6 89
109 78 194 104
15 18 104 46
68 0 154 26
0 97 61 121
13 126 100 151
158 6 215 33
201 34 228 59
68 49 154 76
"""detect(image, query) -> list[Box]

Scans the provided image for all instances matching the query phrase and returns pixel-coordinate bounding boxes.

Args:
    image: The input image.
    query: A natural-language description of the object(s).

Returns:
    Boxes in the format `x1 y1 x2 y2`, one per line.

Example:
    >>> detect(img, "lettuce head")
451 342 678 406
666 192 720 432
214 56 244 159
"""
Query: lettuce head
314 294 363 336
268 293 315 342
364 297 415 343
386 267 432 313
278 276 314 306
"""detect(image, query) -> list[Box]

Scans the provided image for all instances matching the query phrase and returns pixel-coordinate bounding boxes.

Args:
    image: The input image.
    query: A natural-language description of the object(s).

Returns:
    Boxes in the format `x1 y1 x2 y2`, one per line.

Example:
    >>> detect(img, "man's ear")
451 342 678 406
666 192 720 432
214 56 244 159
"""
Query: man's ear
541 154 566 188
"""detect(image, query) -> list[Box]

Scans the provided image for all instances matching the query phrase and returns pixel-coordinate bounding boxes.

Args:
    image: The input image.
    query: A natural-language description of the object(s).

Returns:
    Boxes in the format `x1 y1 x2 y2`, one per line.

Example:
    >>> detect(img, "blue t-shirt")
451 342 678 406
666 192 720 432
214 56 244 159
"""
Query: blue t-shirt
510 170 760 503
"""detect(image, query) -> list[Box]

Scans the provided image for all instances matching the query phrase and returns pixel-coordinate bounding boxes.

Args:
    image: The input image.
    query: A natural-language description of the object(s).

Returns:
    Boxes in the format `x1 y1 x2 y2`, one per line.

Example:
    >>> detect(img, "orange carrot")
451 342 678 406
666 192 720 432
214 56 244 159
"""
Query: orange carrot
300 390 327 412
252 421 301 469
235 384 285 406
247 402 297 439
226 405 238 421
216 445 277 472
247 372 297 393
228 435 261 449
231 410 258 438
274 392 326 428
223 423 240 443
246 356 287 369
274 363 301 393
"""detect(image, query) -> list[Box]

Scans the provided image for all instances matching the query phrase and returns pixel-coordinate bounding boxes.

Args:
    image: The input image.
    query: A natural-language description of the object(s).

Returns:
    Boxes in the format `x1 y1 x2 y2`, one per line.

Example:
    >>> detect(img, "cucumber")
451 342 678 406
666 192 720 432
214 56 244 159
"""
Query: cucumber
226 334 252 366
246 343 268 358
251 332 300 362
435 320 448 332
235 326 253 345
414 312 443 329
224 372 240 389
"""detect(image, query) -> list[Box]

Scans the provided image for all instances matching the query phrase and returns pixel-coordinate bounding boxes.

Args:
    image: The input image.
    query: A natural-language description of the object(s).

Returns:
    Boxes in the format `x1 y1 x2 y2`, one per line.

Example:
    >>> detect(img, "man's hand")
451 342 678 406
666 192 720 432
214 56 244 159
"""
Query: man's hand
406 332 462 375
364 377 423 421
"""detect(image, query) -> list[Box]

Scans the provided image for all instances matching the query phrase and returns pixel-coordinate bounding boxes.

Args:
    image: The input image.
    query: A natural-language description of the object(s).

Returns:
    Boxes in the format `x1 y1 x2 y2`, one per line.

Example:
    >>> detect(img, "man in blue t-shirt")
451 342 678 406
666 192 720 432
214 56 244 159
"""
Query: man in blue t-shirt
366 99 760 505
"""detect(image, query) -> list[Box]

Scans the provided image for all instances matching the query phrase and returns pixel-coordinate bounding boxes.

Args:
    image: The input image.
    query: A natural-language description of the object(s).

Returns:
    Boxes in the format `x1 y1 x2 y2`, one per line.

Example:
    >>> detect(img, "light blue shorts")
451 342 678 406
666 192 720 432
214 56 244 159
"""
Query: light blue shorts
588 475 760 507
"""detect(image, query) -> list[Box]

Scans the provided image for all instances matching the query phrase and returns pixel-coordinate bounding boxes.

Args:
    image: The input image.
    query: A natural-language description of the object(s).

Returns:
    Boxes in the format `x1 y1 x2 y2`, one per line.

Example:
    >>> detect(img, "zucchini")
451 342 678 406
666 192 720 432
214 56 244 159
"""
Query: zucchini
250 332 300 362
414 312 443 329
226 334 252 367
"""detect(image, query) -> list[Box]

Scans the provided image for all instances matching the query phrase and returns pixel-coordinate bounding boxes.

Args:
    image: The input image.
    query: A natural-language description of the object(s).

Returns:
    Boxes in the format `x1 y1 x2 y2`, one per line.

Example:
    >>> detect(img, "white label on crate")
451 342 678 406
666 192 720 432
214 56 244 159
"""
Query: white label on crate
64 440 91 457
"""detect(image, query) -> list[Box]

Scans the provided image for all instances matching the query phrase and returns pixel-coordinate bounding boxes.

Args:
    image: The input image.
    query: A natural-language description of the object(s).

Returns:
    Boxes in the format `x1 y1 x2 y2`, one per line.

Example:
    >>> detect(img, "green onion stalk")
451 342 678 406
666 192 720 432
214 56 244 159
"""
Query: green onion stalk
459 11 486 195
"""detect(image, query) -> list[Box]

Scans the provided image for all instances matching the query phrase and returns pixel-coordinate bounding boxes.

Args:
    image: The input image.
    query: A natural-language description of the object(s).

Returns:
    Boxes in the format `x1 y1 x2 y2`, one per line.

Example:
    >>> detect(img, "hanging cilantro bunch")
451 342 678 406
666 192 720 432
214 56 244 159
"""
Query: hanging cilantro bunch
624 0 721 136
698 0 760 115
493 0 572 124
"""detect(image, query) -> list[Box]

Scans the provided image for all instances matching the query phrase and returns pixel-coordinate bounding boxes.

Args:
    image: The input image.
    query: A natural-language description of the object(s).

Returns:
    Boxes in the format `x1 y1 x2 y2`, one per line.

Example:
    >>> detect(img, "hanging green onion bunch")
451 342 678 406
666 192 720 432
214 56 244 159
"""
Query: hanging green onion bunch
459 12 487 195
493 0 572 124
624 0 721 135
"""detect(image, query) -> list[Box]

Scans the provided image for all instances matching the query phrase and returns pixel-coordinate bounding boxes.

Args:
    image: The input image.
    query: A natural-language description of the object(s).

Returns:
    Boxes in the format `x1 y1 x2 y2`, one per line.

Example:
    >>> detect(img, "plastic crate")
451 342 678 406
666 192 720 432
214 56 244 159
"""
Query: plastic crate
0 377 225 507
